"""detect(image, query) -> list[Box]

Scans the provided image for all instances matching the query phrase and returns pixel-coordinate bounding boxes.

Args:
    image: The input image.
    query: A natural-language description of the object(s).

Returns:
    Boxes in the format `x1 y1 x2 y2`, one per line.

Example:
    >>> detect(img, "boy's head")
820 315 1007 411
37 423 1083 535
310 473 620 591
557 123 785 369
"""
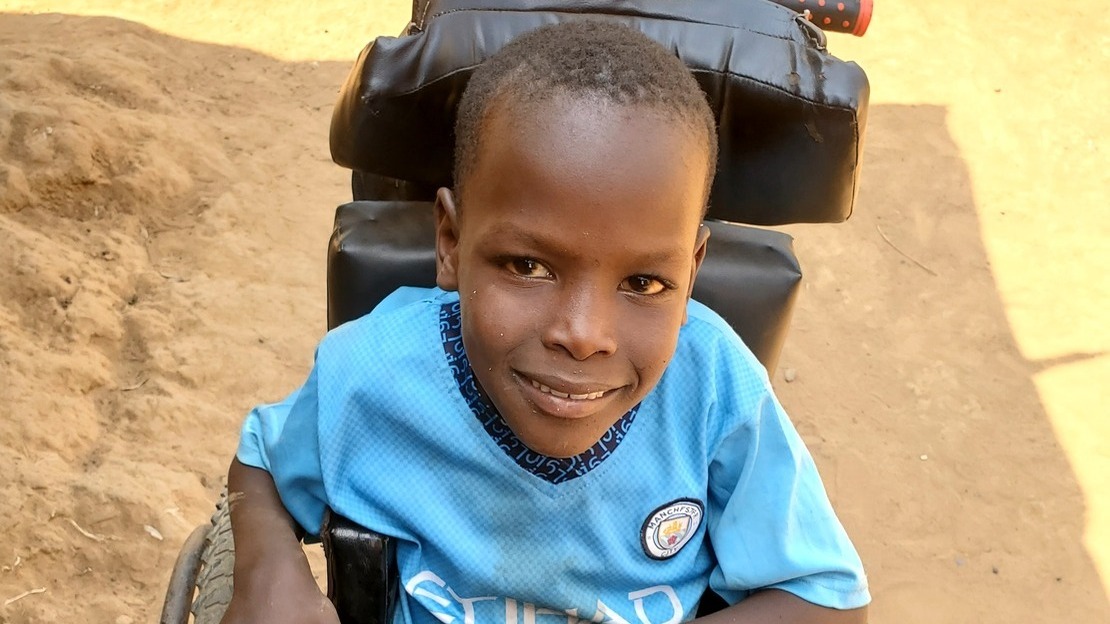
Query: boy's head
452 20 718 203
435 21 717 458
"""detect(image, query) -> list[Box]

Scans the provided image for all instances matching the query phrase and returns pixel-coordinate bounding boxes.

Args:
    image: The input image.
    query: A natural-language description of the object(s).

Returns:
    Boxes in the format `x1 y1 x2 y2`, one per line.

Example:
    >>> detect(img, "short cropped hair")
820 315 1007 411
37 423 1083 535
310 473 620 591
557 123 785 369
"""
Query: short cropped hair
453 20 718 200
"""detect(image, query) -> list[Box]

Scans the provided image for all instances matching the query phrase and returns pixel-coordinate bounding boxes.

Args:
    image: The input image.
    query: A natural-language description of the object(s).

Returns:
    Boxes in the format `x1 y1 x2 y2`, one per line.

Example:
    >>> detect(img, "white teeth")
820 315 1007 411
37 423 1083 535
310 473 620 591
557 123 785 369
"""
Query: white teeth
531 379 604 401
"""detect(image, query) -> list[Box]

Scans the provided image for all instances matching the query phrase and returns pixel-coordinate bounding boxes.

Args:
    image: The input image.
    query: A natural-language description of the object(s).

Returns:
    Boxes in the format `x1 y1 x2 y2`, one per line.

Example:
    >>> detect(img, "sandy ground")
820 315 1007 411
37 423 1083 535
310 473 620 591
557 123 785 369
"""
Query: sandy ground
0 1 1106 623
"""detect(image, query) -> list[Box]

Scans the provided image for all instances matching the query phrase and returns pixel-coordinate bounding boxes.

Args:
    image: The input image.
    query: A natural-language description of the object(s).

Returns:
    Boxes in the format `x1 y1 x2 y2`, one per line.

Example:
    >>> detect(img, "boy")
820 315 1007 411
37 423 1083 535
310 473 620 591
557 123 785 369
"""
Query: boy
222 20 869 624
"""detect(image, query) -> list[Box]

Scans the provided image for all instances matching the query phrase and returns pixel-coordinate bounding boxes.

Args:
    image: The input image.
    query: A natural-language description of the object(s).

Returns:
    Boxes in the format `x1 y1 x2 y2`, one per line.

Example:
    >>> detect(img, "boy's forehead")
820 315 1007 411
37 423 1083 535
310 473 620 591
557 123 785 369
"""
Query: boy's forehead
460 93 710 203
456 94 709 261
483 91 692 142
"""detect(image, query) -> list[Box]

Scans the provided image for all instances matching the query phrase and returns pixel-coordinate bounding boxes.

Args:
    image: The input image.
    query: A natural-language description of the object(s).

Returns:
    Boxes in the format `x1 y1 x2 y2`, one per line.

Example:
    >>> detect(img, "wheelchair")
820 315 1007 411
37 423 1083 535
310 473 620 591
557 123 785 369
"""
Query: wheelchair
159 1 869 623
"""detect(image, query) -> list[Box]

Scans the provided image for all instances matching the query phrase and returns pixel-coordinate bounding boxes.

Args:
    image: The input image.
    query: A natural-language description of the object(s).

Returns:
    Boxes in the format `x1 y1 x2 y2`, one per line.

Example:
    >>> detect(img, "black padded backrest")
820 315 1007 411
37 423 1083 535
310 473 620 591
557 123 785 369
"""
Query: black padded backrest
328 201 801 373
331 0 869 225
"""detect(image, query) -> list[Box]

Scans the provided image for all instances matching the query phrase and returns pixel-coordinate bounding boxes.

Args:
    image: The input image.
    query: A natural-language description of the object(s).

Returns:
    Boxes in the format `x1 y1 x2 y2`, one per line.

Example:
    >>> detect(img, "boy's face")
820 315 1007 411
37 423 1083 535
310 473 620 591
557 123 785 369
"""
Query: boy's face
435 94 710 458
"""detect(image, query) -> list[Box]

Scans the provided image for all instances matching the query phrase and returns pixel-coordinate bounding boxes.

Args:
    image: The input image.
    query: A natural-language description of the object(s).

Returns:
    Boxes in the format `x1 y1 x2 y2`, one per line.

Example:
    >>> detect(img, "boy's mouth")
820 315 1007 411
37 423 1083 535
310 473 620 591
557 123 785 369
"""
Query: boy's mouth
529 379 607 401
512 371 624 420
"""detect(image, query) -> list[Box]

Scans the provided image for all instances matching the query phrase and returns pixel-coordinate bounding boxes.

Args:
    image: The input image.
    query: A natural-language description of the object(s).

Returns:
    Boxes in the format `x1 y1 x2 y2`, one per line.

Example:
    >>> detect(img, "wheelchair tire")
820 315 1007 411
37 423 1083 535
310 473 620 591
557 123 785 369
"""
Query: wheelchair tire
191 489 235 624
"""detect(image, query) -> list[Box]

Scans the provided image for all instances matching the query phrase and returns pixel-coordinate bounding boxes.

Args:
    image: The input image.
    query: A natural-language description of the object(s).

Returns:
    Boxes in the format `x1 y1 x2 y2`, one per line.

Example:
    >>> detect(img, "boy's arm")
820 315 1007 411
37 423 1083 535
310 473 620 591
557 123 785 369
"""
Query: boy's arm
695 590 867 623
219 459 339 624
699 340 870 616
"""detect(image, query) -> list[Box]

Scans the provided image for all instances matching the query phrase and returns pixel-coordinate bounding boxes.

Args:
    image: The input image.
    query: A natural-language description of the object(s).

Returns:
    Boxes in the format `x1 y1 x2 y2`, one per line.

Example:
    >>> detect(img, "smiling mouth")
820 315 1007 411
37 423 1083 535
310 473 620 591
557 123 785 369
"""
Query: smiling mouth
529 379 608 401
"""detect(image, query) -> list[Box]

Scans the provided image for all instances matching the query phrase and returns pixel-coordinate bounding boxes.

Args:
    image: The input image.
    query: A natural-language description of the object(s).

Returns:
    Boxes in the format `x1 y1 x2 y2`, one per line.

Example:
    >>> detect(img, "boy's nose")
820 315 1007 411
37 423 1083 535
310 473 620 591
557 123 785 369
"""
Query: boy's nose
542 287 618 361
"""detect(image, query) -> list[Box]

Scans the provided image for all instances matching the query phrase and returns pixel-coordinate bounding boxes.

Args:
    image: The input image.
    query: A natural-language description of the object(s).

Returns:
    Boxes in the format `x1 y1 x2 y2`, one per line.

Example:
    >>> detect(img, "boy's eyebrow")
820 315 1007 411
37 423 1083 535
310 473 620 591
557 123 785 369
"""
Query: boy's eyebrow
482 223 691 264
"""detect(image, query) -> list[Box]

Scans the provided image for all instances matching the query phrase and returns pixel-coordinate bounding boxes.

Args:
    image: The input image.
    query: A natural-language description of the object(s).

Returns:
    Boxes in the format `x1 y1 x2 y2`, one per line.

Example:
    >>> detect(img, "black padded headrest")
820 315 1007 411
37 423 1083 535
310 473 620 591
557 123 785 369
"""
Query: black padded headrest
330 0 869 225
328 201 802 372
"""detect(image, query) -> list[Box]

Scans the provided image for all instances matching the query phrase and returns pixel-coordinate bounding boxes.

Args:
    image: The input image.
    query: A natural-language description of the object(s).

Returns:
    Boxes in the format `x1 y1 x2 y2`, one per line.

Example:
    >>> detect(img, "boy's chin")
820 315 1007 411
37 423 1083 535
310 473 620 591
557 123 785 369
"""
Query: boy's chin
488 377 640 458
518 436 594 459
504 412 624 459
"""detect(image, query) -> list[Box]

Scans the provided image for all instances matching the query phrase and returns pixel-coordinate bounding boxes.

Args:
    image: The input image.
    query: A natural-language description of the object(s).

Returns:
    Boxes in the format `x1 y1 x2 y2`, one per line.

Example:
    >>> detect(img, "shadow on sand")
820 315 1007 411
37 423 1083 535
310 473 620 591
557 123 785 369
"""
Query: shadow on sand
780 102 1109 623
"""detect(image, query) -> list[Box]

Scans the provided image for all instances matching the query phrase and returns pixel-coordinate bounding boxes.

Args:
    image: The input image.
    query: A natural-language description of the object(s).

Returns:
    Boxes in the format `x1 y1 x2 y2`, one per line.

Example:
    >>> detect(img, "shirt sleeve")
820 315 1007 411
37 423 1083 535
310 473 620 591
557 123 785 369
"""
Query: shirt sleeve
236 365 329 537
706 389 871 610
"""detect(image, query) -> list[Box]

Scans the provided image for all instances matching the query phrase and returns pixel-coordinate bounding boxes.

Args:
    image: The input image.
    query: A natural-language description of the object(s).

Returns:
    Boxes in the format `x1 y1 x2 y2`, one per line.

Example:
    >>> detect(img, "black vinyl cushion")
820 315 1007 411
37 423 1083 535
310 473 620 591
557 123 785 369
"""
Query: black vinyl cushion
327 201 801 373
330 0 869 225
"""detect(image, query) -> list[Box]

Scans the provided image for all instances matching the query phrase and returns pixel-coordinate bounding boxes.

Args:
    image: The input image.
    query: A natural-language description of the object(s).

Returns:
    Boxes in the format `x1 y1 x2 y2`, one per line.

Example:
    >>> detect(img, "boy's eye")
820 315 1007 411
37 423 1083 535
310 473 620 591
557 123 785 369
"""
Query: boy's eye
621 275 668 296
506 258 553 279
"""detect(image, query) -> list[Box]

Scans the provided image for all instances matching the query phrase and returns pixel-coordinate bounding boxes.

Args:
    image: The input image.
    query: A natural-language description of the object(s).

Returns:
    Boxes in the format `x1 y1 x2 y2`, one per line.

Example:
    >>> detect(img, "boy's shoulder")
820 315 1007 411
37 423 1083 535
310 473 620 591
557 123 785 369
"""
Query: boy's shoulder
663 298 777 434
317 287 455 360
678 298 769 381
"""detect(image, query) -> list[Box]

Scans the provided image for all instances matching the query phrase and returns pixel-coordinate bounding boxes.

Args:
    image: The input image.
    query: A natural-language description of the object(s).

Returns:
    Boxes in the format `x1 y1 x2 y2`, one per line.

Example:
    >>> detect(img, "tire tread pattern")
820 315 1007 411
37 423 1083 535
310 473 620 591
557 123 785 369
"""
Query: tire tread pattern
191 489 235 624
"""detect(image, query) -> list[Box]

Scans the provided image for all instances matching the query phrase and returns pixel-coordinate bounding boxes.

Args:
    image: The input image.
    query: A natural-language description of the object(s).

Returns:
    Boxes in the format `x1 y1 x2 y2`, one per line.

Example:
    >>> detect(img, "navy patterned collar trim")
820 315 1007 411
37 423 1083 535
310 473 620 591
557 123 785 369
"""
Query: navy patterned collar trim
439 301 637 485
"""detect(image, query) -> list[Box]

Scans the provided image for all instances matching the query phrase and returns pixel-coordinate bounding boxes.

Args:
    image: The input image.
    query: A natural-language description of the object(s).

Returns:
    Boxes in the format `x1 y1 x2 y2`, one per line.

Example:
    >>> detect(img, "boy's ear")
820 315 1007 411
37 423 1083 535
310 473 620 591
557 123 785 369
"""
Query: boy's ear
687 222 710 299
682 223 710 323
434 187 461 291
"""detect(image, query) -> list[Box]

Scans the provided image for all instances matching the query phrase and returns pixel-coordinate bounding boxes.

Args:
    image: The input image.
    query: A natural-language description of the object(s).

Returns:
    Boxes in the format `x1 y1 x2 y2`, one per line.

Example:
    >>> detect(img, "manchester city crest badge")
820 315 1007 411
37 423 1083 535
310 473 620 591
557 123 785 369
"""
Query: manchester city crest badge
640 498 704 560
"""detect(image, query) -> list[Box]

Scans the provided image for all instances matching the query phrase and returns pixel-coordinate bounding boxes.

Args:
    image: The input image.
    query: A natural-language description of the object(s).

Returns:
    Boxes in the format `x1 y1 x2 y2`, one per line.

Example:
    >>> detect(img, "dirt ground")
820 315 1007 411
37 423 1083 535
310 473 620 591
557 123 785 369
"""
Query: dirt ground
0 1 1106 623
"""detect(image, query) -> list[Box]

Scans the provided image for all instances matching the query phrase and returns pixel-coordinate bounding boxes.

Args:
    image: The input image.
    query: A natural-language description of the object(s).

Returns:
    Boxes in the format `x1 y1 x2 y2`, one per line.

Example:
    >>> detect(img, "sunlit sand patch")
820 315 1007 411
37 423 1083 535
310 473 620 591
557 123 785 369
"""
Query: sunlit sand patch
1036 357 1110 597
0 0 412 60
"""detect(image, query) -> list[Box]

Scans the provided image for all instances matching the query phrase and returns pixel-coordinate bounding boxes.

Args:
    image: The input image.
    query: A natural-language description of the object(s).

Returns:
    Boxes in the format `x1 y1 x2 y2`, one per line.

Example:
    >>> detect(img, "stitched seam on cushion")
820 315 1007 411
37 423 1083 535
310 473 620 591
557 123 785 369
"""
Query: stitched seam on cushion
424 7 799 41
388 60 857 113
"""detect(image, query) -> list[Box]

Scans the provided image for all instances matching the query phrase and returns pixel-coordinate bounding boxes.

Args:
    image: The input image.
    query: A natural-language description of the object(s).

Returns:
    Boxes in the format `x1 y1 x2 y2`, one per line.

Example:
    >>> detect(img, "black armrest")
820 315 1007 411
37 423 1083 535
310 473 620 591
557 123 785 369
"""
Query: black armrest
321 510 399 624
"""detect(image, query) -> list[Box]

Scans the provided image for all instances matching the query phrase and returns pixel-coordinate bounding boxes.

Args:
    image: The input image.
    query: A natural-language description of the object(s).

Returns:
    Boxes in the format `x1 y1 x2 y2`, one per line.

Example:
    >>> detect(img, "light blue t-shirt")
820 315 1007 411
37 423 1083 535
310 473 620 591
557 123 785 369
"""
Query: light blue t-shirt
238 287 869 623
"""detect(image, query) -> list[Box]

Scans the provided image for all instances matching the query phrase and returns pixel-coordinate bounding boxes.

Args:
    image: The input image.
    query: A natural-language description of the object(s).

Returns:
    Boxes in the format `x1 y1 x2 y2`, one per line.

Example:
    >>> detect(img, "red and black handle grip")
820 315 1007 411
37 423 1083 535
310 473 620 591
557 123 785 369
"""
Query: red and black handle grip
768 0 873 36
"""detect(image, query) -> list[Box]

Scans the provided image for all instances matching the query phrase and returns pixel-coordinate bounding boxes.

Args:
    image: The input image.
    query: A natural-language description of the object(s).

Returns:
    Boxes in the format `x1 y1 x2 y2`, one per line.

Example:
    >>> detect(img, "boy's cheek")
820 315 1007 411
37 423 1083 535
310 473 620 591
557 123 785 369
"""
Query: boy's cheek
459 283 529 344
460 269 538 316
